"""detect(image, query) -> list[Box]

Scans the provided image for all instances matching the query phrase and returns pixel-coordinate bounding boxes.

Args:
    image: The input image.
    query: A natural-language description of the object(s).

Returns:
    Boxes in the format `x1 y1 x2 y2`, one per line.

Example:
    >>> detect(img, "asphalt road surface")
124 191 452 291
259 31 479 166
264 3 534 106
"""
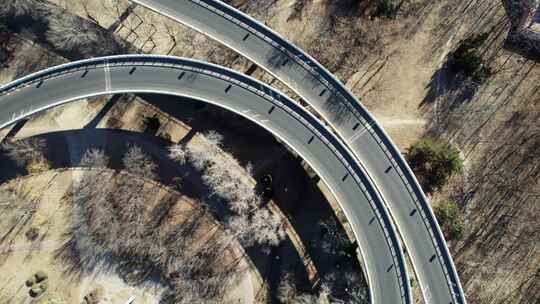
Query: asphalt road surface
0 55 409 304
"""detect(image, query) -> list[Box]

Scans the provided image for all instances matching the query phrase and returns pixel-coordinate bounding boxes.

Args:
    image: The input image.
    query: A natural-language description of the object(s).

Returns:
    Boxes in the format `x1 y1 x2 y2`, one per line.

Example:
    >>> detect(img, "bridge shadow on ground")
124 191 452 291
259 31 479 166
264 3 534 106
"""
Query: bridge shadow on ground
141 94 367 299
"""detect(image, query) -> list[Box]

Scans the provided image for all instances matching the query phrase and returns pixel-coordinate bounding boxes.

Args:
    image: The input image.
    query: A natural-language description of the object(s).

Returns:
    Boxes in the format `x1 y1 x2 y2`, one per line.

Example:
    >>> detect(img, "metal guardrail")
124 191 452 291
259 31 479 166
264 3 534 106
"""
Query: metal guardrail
0 55 410 302
128 0 466 302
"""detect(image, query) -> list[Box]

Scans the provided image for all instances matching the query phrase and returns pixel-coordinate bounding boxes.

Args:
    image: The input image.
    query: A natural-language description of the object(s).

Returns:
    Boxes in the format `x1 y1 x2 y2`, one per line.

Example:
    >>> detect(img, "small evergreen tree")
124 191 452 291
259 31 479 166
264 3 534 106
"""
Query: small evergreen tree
408 139 463 192
449 33 492 83
433 200 464 240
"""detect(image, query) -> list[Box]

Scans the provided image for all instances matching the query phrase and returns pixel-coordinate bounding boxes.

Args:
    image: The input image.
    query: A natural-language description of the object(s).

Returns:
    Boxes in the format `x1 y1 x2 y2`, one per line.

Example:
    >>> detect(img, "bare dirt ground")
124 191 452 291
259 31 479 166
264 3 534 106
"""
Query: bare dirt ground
0 169 256 304
50 0 132 29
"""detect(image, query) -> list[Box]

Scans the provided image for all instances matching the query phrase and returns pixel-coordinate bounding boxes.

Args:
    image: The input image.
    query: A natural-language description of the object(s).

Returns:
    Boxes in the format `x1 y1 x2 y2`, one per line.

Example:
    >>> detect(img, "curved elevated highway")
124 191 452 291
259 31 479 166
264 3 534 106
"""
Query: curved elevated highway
129 1 466 303
0 55 409 304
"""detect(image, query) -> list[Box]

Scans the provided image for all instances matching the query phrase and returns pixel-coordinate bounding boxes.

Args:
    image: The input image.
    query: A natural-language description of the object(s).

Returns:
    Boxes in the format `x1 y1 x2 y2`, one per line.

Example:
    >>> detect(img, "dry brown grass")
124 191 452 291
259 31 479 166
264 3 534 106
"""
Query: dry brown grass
422 1 540 302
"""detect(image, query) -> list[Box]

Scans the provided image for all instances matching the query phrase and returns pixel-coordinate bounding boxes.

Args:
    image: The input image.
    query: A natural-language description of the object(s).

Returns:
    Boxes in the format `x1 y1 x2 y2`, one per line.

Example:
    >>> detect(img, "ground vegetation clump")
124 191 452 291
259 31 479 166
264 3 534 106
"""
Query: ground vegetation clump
448 33 493 84
433 200 465 240
408 139 463 193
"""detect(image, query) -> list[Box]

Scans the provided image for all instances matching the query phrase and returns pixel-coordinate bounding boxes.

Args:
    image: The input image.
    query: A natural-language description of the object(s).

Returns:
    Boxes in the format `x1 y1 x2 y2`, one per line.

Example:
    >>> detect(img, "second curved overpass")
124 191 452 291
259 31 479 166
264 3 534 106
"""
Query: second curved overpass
127 1 466 303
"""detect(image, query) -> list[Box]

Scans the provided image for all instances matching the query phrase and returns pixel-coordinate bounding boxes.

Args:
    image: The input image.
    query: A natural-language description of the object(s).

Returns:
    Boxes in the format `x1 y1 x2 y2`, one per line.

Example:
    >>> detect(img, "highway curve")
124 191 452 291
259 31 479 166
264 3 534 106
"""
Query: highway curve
128 1 466 303
0 55 409 304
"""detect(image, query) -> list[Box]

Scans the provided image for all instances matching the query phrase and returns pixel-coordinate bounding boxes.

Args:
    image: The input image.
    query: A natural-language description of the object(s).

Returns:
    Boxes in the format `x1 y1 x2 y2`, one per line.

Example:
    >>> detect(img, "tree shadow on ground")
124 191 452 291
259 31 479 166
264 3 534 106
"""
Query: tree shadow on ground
4 1 130 64
418 38 540 300
450 105 540 303
420 62 477 109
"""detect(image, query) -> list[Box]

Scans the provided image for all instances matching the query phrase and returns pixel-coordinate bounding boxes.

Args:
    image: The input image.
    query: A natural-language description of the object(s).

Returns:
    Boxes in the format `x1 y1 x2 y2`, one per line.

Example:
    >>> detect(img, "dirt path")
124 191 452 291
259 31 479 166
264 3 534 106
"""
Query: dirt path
379 117 427 126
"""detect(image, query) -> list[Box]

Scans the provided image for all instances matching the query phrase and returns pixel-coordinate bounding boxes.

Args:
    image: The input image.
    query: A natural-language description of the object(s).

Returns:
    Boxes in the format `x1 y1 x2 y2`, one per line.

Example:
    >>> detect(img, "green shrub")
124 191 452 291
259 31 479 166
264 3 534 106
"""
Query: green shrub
449 33 492 83
433 200 464 240
408 139 463 192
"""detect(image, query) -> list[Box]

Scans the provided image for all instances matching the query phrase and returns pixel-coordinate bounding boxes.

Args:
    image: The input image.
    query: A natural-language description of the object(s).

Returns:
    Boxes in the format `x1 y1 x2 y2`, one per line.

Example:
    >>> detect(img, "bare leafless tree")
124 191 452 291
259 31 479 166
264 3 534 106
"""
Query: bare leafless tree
204 130 224 147
183 137 215 170
161 231 237 304
168 144 187 165
46 12 99 52
115 183 145 229
169 131 286 247
44 4 130 56
248 208 285 246
122 144 158 180
79 148 109 168
295 294 322 304
0 0 35 18
278 273 322 304
278 273 299 303
1 137 46 167
318 217 349 256
322 270 368 304
63 163 245 302
226 204 284 247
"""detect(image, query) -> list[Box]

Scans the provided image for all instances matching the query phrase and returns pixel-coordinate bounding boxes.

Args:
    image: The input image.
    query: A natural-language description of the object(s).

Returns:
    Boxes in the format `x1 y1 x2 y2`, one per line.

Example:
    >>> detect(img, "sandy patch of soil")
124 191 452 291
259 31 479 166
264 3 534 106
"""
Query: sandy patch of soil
14 98 108 139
